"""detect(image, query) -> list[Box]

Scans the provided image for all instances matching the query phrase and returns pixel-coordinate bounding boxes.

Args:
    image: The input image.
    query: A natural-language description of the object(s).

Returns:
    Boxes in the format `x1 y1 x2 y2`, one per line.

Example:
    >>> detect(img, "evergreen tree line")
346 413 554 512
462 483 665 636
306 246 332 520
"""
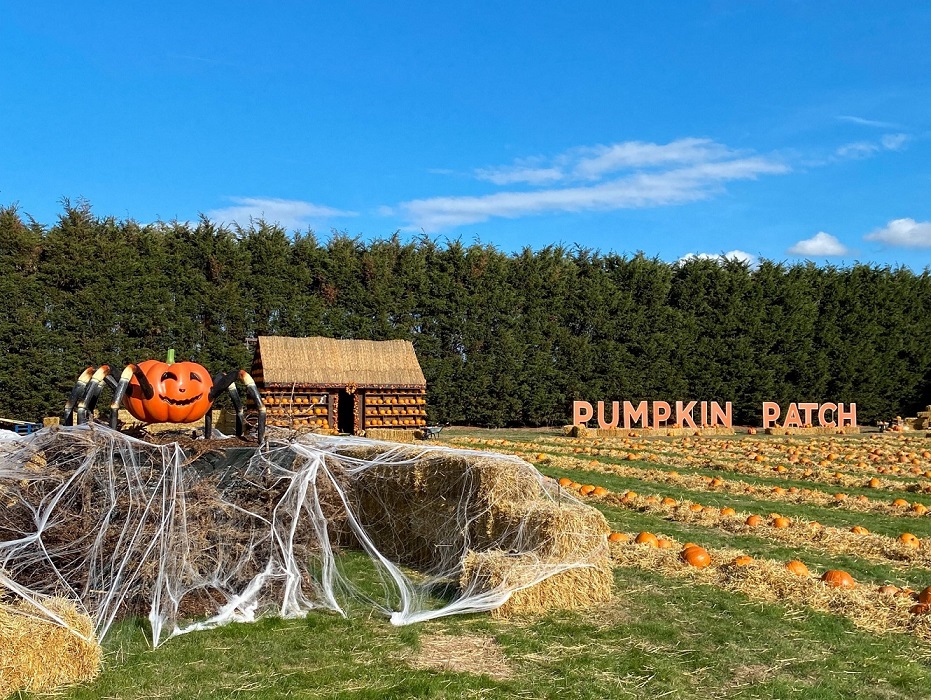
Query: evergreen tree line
1 203 929 427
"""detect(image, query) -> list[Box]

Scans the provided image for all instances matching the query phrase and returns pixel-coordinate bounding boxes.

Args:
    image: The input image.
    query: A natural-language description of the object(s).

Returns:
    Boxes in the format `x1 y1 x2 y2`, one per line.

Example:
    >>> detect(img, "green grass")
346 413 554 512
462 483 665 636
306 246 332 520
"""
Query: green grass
25 564 931 700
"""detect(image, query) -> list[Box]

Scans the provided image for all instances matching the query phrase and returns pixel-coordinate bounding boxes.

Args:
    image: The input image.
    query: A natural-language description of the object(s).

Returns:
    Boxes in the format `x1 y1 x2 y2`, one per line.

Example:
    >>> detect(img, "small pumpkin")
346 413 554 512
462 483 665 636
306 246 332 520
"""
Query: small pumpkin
850 525 869 535
745 515 763 527
909 603 931 615
592 486 608 497
898 533 920 548
558 477 573 488
732 555 754 567
786 560 809 577
877 585 900 596
607 532 628 543
657 538 675 549
918 586 931 604
681 545 711 568
124 359 213 423
635 532 659 547
771 516 791 529
821 569 856 588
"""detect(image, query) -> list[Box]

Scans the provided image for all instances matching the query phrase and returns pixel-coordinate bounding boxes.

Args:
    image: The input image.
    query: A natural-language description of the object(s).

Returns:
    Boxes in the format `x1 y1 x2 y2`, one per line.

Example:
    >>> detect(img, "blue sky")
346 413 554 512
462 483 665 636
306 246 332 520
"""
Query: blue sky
3 2 931 268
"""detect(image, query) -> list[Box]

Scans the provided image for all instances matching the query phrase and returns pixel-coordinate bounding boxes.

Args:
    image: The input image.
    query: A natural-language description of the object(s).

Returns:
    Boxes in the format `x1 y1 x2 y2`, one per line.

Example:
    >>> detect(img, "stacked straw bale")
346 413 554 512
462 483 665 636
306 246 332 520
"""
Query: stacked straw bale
765 426 860 435
0 597 101 697
340 444 614 615
362 428 416 443
563 425 734 438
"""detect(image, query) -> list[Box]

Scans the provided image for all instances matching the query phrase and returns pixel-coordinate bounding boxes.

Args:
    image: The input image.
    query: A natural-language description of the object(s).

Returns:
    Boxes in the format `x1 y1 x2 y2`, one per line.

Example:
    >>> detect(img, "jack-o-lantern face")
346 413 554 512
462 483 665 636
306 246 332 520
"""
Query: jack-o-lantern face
124 359 214 423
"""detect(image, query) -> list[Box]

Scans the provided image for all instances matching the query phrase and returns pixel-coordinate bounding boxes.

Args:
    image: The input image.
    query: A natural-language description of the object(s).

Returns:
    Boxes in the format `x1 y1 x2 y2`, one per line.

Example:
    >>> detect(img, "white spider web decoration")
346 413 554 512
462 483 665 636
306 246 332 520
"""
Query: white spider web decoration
0 425 609 647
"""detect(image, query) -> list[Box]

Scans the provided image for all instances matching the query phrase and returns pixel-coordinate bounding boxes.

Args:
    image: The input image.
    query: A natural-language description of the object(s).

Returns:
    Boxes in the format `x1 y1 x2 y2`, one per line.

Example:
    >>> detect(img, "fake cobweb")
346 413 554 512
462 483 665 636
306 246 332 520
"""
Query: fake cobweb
0 425 608 647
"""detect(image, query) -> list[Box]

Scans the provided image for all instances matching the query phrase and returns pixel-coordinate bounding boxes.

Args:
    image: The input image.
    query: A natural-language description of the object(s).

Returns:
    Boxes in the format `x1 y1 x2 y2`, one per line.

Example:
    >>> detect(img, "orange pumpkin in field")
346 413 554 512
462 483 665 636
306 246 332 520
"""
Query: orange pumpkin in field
124 360 214 423
635 532 659 547
821 569 856 588
786 560 809 577
681 545 711 568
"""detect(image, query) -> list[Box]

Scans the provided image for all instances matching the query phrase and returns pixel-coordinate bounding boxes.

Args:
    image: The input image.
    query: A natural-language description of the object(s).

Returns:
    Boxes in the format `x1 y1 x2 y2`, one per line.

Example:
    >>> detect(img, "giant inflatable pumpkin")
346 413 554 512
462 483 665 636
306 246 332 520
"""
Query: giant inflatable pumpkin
124 359 214 423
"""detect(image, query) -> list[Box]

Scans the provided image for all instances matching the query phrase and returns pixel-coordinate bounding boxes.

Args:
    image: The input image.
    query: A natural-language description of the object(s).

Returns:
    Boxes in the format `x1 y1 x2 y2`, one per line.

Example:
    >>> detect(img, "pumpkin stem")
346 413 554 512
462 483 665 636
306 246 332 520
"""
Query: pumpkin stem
167 348 175 364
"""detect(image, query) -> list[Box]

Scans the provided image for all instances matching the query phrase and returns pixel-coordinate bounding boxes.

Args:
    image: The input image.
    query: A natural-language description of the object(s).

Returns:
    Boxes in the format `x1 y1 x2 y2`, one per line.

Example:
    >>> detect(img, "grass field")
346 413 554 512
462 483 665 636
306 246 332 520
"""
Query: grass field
21 427 931 700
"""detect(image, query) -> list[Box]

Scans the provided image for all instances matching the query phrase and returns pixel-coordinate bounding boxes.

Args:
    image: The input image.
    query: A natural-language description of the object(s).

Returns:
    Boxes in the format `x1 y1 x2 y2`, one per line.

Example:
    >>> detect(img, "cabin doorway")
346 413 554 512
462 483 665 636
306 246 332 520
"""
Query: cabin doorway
336 390 356 434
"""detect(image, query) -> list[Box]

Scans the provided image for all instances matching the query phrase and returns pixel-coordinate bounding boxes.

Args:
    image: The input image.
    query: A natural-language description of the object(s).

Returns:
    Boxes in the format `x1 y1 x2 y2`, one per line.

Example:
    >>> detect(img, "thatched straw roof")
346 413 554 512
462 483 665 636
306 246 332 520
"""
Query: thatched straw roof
254 336 426 388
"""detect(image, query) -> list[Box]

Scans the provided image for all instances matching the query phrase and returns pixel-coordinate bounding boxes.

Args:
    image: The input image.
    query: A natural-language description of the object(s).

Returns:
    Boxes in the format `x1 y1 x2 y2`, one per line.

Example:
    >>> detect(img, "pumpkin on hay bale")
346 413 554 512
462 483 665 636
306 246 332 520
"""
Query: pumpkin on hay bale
0 597 101 697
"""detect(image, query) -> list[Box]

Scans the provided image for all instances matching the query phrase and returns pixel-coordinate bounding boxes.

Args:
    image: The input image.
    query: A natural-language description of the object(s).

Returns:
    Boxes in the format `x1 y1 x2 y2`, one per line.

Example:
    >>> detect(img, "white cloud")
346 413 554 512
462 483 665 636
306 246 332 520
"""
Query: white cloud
472 138 735 186
474 164 564 185
864 218 931 248
787 232 850 257
571 138 734 180
677 250 759 267
837 115 903 130
835 133 910 160
835 141 879 159
207 197 357 231
881 133 910 150
398 139 788 231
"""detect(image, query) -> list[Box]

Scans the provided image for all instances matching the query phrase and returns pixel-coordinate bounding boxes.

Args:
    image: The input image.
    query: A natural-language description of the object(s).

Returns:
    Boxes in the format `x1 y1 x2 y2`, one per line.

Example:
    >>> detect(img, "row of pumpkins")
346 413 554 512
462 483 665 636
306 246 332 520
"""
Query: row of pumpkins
554 474 931 616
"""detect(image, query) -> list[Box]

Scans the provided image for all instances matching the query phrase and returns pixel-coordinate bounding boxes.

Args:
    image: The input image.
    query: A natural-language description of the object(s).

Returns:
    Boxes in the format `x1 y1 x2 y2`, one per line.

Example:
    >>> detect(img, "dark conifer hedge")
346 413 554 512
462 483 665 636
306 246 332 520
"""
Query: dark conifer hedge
1 203 929 426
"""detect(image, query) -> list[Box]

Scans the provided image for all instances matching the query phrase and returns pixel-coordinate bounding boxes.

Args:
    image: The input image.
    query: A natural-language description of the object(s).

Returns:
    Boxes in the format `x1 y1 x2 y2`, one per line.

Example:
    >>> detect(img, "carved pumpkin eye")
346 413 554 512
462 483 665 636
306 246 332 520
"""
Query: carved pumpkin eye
190 371 202 382
161 371 178 382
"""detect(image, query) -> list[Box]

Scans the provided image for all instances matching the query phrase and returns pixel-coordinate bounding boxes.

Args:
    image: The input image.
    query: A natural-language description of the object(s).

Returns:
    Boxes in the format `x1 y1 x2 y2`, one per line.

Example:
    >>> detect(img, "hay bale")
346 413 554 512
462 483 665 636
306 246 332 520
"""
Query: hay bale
363 428 416 443
0 598 101 697
764 426 860 435
476 500 610 560
337 442 614 616
461 550 614 617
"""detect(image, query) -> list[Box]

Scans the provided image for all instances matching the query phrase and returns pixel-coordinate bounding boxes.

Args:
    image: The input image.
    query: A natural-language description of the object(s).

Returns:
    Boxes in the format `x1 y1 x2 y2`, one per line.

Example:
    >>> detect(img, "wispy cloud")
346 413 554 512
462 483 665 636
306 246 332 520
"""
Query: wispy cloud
472 138 734 186
864 218 931 248
475 163 564 185
397 139 788 231
787 232 850 257
837 115 904 130
835 133 910 160
881 133 909 150
571 138 734 180
207 197 357 231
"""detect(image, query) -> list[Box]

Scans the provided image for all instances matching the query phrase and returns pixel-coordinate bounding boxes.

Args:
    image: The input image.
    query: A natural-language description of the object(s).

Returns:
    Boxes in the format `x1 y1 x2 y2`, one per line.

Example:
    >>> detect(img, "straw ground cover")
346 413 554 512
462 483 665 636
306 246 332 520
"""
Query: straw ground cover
442 434 931 522
454 432 931 497
439 430 931 624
